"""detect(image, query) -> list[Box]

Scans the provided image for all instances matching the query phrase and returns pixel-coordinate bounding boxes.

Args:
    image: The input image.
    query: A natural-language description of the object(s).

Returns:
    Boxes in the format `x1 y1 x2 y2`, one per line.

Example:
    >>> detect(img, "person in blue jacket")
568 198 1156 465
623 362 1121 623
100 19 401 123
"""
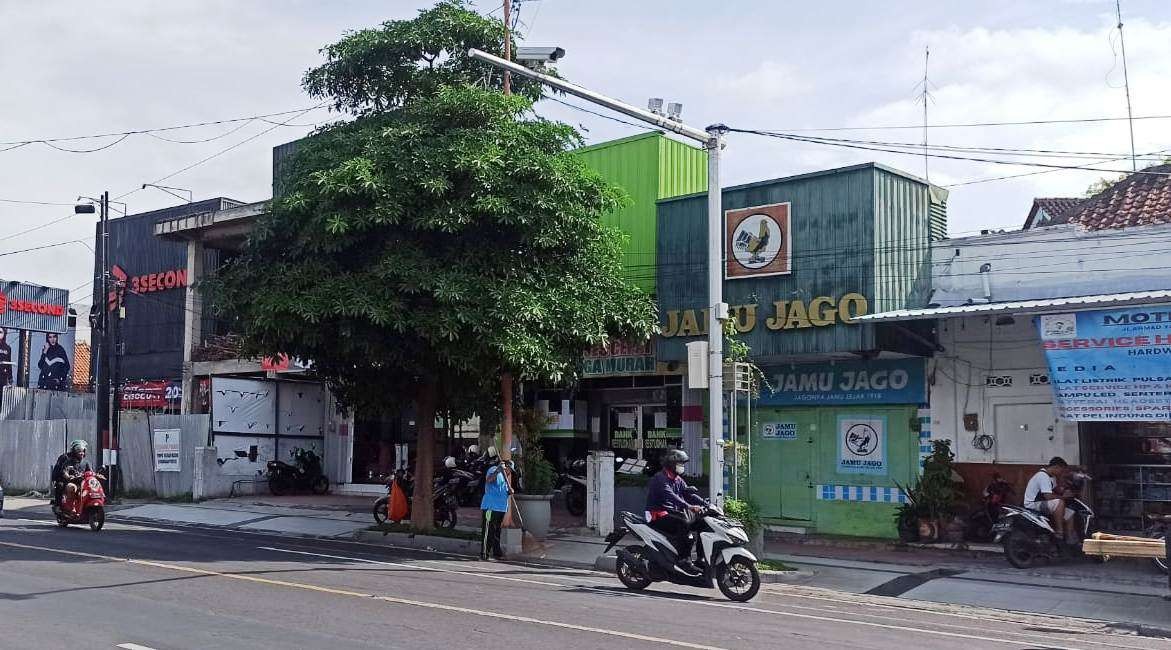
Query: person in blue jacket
481 458 513 560
645 449 706 576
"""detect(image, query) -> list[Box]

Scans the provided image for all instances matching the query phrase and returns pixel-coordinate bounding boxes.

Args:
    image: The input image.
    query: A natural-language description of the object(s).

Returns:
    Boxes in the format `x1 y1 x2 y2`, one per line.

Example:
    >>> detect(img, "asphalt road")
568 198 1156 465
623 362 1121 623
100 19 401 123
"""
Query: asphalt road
1 514 1169 650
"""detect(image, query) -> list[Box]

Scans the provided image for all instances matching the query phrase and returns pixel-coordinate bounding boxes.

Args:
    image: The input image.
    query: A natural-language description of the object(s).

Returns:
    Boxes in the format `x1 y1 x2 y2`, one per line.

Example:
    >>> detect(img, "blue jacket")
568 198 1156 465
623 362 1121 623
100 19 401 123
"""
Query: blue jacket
645 470 698 512
481 465 511 513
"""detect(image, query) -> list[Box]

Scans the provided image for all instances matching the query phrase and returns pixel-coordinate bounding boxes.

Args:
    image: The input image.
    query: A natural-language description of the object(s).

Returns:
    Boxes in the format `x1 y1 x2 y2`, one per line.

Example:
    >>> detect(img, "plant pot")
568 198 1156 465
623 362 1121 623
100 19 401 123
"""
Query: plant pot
514 493 554 539
918 519 940 543
897 518 920 543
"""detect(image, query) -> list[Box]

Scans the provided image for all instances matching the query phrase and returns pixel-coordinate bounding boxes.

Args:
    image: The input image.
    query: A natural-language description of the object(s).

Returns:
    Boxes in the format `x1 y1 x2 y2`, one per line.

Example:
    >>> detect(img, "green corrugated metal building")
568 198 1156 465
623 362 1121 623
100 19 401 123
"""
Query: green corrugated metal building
656 162 948 538
574 133 707 295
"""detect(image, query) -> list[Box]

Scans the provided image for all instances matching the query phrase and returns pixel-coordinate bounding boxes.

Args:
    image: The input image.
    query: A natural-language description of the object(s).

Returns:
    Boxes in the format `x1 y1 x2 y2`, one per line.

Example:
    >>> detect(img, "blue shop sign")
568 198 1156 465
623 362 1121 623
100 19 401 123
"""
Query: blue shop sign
760 358 927 406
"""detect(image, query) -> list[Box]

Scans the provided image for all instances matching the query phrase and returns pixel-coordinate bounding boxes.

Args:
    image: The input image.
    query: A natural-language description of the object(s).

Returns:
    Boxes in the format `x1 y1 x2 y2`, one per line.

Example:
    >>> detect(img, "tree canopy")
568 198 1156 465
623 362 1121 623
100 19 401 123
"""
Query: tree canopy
209 0 658 526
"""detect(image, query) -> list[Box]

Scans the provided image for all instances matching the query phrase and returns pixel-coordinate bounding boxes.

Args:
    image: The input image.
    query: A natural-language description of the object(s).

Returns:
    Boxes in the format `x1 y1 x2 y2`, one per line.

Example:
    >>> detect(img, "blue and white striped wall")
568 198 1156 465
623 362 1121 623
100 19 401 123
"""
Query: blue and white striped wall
816 485 907 504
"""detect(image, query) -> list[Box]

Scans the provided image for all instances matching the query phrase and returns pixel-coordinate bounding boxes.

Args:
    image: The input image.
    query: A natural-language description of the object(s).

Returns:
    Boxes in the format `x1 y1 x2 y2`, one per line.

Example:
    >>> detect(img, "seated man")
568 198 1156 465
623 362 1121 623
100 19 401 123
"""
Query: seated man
1024 456 1073 541
645 449 706 577
51 439 92 510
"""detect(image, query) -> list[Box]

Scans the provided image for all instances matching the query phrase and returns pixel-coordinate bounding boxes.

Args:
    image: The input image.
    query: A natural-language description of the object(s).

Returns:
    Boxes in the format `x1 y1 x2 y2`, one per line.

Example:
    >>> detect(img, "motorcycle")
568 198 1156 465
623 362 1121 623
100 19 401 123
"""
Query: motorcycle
54 468 107 531
267 448 330 496
603 489 761 602
1147 514 1169 574
966 474 1015 542
993 471 1096 569
556 459 587 517
372 469 459 529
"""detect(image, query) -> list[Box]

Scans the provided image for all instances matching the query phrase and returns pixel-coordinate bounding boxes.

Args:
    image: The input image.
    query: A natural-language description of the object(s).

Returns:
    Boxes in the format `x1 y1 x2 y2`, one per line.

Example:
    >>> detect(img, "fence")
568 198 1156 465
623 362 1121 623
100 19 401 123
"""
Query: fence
1 387 96 421
117 412 209 498
0 419 97 492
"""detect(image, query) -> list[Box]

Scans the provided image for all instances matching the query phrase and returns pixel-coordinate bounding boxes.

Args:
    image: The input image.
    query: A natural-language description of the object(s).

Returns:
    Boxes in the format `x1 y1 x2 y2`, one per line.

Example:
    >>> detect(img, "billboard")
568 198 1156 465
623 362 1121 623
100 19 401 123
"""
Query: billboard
0 327 17 389
0 280 69 333
725 202 791 279
760 358 926 406
27 329 76 391
1039 307 1171 421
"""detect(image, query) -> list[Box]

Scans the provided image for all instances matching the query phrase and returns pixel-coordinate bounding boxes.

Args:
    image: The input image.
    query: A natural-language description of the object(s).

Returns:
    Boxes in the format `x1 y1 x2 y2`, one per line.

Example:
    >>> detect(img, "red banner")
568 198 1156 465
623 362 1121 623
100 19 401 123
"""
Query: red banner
120 380 181 409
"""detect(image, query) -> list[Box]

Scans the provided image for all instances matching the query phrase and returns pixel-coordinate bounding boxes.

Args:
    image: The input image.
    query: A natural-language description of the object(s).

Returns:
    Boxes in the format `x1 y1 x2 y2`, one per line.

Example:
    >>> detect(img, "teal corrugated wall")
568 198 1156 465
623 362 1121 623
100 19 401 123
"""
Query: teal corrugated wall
872 169 932 314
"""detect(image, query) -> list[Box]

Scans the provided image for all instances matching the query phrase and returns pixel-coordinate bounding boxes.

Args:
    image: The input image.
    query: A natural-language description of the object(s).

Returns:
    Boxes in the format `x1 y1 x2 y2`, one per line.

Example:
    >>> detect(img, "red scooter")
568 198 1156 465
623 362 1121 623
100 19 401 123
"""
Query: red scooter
54 469 107 531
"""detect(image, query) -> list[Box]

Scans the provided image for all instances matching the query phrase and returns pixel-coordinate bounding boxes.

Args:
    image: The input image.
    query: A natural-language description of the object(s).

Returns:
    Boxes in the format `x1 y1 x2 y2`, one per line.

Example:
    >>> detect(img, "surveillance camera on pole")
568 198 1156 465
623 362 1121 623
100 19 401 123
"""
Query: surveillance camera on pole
516 46 566 68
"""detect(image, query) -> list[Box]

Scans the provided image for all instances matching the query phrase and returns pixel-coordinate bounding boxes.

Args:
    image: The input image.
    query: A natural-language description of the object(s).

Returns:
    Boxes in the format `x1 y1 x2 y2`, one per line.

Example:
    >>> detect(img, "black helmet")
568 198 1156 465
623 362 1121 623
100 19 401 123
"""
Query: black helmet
661 449 689 465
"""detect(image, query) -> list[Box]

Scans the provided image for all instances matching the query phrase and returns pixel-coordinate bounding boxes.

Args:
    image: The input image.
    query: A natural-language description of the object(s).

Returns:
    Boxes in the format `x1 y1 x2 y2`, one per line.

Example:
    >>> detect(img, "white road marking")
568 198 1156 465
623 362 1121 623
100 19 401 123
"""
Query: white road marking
0 540 721 650
116 644 158 650
254 545 1108 649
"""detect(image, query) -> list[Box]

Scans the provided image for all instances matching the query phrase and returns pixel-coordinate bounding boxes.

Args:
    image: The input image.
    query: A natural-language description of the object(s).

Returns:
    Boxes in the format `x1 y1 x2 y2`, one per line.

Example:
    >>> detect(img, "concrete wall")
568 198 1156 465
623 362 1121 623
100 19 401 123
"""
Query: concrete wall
117 412 209 498
929 315 1078 467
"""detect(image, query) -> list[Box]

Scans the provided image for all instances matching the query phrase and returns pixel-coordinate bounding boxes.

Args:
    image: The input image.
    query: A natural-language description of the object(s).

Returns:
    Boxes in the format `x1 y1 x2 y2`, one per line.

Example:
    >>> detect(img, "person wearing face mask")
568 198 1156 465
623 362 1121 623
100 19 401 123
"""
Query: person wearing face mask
645 449 706 577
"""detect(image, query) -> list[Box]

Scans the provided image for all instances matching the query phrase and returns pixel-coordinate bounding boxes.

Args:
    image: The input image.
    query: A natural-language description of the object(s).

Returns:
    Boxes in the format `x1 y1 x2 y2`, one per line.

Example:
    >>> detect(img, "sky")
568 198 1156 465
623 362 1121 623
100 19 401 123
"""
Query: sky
1 0 1169 334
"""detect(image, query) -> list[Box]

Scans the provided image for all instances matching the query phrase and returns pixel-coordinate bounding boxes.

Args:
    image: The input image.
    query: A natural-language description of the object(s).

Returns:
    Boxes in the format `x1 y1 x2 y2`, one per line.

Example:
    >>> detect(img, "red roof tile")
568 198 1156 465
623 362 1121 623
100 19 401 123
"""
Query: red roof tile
1070 164 1171 231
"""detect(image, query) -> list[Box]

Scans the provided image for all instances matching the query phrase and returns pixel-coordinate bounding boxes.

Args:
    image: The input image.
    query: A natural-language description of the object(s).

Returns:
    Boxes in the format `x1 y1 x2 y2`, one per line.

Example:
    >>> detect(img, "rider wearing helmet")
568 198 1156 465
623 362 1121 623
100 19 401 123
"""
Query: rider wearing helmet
51 440 93 510
645 448 706 577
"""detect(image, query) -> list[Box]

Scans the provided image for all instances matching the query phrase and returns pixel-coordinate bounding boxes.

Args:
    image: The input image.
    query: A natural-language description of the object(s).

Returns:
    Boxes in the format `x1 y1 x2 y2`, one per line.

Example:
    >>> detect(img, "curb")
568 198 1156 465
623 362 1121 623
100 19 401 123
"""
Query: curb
352 529 482 554
1107 622 1171 640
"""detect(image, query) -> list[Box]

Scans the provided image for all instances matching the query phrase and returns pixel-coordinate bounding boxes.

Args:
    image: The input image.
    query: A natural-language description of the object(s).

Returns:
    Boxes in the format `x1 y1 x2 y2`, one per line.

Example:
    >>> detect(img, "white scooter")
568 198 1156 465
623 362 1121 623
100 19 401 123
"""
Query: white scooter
603 489 761 602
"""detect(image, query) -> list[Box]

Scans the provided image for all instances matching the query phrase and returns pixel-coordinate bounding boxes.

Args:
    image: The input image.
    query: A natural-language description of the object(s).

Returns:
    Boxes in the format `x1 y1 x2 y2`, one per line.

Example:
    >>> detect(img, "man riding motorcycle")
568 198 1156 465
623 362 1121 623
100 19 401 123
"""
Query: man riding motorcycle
645 449 706 577
51 440 93 511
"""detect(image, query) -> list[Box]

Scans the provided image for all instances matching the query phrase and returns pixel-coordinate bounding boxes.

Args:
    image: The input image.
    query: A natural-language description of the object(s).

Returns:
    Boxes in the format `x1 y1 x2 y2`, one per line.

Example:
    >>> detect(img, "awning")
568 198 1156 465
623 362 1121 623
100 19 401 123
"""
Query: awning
854 290 1171 323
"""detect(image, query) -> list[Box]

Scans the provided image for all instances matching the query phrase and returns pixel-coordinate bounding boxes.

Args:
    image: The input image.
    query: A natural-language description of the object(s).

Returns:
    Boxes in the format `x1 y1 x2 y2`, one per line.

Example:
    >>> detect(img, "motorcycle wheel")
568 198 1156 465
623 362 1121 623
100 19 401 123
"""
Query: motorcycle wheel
56 517 69 528
373 497 389 526
1149 530 1168 574
268 475 291 496
88 505 105 532
311 476 330 495
616 546 653 592
566 487 586 517
434 505 457 529
1003 529 1038 569
717 557 761 602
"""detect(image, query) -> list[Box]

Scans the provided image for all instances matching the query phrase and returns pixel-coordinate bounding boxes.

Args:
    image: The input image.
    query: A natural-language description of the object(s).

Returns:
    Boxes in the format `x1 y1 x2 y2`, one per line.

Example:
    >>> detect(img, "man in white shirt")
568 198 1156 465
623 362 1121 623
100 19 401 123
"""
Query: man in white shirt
1024 457 1072 540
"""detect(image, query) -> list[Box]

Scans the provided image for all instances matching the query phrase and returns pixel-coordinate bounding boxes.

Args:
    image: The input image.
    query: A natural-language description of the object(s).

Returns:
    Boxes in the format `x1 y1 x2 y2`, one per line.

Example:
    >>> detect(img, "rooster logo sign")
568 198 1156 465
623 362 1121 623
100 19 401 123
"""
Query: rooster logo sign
734 218 773 265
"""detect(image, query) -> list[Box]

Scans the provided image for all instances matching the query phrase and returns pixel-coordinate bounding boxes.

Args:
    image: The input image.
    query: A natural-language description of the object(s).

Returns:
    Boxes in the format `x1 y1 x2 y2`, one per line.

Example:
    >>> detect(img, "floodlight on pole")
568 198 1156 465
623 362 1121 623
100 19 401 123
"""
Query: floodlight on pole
467 47 728 507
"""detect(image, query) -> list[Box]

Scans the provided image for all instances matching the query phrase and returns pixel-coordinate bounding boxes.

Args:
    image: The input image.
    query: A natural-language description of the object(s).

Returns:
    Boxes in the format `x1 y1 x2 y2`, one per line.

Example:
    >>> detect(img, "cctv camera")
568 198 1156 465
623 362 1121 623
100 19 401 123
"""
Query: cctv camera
516 46 566 63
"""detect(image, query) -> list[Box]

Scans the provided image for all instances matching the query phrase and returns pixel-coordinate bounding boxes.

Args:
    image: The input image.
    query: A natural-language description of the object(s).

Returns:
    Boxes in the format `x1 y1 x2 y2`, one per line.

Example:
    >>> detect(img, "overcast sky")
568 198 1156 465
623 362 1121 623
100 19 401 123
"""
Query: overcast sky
2 0 1169 326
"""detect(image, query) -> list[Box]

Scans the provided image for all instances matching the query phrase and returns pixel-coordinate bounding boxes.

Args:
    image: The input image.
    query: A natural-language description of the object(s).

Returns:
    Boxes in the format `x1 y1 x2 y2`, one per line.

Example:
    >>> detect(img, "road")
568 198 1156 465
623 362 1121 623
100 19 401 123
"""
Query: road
1 514 1169 650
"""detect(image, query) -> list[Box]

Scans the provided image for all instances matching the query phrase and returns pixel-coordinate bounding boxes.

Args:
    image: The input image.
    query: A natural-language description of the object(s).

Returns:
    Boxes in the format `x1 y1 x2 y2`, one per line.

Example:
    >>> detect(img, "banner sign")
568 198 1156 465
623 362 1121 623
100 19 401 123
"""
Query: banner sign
725 202 792 279
760 358 926 406
837 415 887 475
153 428 181 472
121 380 182 409
582 339 656 377
0 280 69 333
1039 308 1171 421
762 422 798 440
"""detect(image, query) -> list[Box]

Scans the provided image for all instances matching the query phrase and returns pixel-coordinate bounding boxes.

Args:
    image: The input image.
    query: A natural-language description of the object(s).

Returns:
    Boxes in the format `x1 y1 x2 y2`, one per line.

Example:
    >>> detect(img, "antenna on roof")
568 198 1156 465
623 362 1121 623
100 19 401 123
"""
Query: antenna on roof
1116 0 1138 172
913 46 935 181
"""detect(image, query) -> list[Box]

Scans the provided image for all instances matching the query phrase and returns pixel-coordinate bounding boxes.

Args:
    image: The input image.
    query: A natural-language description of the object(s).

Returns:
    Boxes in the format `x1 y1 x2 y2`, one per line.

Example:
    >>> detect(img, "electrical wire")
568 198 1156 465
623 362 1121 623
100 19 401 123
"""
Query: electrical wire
0 239 89 258
754 113 1171 133
40 134 132 154
0 197 76 207
0 214 76 243
145 119 255 144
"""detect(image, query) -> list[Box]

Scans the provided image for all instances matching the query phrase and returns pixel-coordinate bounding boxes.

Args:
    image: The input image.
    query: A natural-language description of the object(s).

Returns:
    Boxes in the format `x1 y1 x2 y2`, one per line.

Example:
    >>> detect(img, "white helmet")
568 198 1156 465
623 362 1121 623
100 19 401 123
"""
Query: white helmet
467 444 479 454
444 456 457 469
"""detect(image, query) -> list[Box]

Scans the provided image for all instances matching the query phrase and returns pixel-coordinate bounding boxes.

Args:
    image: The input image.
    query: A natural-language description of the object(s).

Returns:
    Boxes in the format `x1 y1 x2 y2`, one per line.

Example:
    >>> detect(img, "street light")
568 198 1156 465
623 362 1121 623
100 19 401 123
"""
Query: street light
468 47 729 507
141 183 193 203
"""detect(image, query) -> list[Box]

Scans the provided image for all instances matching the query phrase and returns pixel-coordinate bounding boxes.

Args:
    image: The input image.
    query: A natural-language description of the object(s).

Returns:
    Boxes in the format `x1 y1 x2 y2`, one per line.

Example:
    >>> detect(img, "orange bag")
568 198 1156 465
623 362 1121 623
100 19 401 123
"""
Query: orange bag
389 478 410 523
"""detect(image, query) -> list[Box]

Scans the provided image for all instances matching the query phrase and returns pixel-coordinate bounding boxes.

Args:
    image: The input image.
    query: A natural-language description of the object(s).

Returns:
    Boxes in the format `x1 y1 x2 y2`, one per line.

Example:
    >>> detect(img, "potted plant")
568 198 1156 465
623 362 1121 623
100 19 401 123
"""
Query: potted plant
895 440 961 543
513 408 557 538
892 482 922 543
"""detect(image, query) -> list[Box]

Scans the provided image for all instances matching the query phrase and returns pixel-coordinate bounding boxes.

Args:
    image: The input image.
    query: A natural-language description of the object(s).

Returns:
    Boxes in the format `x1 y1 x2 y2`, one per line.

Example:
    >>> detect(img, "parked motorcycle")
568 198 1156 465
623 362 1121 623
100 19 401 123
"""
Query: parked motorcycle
372 469 459 529
53 468 107 531
993 471 1096 568
556 459 587 517
966 474 1015 542
267 448 330 496
441 455 483 507
604 489 761 602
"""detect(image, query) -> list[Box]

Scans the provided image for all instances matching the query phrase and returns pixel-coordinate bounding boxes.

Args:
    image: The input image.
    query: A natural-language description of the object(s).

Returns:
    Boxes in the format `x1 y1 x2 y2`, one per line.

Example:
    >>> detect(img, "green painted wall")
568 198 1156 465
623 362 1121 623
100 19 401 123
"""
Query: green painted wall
574 133 707 294
747 404 919 538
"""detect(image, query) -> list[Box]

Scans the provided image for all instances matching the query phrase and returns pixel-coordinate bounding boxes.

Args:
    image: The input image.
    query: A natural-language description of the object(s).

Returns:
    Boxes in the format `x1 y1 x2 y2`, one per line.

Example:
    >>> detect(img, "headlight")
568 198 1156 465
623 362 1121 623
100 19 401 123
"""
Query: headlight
87 478 101 490
728 527 749 543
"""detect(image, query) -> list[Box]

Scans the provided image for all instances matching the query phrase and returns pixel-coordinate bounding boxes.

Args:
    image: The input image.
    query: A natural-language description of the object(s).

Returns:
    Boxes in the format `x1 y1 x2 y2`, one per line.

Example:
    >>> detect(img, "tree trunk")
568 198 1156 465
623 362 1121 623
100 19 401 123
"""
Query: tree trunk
412 380 438 531
501 373 513 461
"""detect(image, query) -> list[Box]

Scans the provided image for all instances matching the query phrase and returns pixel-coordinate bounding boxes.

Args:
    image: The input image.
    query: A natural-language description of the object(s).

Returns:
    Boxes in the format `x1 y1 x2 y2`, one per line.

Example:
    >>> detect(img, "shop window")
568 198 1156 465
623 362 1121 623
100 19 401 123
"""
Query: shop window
985 375 1014 388
1028 373 1050 386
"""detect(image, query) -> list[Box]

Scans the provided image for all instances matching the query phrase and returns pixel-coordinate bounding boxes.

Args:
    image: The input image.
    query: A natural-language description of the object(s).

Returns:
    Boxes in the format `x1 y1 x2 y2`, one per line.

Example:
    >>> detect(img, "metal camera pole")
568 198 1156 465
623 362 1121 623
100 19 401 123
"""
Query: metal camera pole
467 48 728 506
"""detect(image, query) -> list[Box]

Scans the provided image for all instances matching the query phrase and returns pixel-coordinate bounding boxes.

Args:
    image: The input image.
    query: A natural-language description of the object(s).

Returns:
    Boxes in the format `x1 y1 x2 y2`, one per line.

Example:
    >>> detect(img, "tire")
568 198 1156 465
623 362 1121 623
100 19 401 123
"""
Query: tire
269 475 291 496
1003 529 1038 569
87 505 105 532
434 503 457 529
56 517 69 528
717 557 761 602
373 497 389 526
1149 530 1168 574
566 486 586 517
311 476 330 495
615 546 653 592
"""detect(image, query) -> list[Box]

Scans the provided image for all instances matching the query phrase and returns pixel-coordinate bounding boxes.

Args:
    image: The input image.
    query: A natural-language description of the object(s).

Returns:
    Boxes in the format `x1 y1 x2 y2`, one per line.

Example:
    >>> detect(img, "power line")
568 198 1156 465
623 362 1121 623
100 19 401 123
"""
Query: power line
754 113 1171 133
0 214 77 243
0 197 75 207
0 239 88 258
542 96 657 132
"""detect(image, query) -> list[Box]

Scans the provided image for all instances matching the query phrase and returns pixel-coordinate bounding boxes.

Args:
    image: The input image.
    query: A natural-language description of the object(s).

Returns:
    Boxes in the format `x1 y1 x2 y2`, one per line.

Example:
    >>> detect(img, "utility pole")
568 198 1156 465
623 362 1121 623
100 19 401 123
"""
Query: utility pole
502 0 512 96
467 49 728 506
499 0 514 461
96 192 110 479
109 276 125 499
1116 0 1138 172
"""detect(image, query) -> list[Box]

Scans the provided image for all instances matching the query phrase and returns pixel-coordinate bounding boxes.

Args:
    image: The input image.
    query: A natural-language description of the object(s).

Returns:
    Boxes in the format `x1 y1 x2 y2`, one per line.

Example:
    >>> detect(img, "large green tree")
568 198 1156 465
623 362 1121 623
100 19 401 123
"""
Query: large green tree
211 1 657 528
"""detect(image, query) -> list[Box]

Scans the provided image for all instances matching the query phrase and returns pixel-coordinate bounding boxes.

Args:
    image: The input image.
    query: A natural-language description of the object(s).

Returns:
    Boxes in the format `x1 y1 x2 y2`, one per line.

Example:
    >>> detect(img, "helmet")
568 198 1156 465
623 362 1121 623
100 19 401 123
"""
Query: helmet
467 445 479 454
444 456 457 469
661 449 689 465
69 439 88 455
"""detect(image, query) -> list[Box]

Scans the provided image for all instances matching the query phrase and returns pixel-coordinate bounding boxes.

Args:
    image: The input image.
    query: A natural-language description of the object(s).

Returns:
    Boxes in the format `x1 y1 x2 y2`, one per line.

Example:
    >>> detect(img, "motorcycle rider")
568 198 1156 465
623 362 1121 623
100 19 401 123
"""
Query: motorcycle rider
645 449 706 577
1024 456 1073 542
51 440 92 511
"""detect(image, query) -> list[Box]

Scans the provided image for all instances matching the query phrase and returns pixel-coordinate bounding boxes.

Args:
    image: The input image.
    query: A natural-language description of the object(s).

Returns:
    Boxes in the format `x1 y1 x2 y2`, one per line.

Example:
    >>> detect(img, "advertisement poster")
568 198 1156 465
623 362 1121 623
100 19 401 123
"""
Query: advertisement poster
725 202 791 279
837 416 886 475
153 428 181 472
1040 308 1171 421
121 380 182 410
762 422 798 440
0 280 69 333
761 358 926 406
26 329 75 391
0 326 17 390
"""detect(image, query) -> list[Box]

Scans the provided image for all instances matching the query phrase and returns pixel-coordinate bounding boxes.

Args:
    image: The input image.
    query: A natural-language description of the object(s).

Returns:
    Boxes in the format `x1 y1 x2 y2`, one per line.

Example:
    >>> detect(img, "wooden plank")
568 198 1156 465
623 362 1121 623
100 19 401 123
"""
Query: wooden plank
1082 538 1167 559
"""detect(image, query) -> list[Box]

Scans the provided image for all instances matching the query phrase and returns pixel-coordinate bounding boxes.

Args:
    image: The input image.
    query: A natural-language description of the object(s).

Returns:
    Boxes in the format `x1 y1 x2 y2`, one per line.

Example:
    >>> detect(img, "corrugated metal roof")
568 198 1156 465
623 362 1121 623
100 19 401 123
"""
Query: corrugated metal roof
854 290 1171 322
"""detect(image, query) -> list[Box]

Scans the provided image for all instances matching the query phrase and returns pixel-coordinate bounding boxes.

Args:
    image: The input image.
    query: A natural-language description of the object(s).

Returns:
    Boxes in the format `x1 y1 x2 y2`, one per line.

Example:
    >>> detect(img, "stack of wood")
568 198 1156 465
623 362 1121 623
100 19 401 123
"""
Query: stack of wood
191 333 245 362
1082 532 1167 559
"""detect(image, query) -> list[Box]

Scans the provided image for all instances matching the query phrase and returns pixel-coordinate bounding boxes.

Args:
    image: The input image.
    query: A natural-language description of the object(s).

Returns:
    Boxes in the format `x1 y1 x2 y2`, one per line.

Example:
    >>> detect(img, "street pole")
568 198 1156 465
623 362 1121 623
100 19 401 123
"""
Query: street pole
502 0 512 96
95 191 110 478
466 49 727 505
110 277 125 499
498 0 514 461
